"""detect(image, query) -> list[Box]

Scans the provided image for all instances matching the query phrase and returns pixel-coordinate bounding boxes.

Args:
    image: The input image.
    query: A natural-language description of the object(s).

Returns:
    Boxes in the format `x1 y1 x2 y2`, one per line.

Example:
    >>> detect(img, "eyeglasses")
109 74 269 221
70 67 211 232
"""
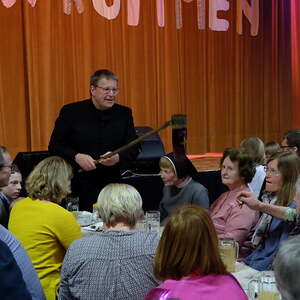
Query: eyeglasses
1 165 12 170
280 145 294 150
95 86 119 95
264 166 281 176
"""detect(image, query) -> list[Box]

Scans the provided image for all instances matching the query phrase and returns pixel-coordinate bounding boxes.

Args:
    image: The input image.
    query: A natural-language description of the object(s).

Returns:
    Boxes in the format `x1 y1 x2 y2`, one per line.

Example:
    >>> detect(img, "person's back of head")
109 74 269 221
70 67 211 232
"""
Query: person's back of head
240 137 265 165
25 156 72 203
265 141 280 160
273 235 300 300
154 205 227 281
97 183 143 228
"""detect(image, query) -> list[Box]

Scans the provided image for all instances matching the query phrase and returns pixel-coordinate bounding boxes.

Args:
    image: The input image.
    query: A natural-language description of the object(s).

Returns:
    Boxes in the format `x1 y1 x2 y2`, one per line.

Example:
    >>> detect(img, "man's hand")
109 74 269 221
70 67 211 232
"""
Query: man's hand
75 153 96 171
236 191 262 211
99 152 120 166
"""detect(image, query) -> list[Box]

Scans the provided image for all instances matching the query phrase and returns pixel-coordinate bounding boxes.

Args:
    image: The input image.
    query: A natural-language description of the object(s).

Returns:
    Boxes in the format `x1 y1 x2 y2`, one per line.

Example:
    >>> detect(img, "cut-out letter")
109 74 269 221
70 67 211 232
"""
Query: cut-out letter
237 0 259 36
92 0 120 20
127 0 140 26
209 0 230 31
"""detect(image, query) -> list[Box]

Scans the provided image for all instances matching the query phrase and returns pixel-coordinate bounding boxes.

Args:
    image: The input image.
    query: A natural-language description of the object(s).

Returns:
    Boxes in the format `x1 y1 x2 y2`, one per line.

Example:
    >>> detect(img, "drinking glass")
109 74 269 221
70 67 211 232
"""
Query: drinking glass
136 219 147 231
218 238 239 272
66 196 79 212
248 272 281 300
146 211 160 235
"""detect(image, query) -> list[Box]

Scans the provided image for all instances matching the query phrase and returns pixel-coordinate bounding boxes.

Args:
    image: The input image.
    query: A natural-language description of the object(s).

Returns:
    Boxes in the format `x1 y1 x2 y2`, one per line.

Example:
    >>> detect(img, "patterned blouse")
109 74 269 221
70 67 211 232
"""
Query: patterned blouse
59 229 160 300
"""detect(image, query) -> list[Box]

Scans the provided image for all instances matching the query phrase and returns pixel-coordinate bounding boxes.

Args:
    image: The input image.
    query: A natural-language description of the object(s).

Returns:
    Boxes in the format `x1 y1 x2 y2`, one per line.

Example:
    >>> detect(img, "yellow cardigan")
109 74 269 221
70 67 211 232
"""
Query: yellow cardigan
9 197 82 300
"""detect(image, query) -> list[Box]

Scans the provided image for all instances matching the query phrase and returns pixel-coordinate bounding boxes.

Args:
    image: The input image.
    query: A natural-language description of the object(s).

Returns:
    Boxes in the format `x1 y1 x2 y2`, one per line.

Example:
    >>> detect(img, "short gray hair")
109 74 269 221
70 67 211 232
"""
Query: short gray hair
273 235 300 300
97 183 143 228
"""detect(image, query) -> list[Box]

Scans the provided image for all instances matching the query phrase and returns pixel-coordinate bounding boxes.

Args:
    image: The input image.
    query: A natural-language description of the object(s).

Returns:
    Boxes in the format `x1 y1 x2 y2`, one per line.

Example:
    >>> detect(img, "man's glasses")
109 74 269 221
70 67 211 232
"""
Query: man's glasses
95 86 119 95
264 166 280 176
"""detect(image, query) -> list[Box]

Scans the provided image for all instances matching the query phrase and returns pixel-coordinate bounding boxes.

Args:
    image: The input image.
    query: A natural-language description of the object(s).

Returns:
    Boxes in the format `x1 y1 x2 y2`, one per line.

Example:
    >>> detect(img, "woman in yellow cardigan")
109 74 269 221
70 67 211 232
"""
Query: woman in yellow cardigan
9 156 82 300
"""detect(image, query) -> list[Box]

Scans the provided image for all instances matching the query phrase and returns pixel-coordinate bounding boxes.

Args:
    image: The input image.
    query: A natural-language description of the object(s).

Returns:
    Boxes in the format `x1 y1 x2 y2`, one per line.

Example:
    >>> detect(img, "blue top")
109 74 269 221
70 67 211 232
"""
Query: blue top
243 201 296 271
0 239 32 300
0 225 45 300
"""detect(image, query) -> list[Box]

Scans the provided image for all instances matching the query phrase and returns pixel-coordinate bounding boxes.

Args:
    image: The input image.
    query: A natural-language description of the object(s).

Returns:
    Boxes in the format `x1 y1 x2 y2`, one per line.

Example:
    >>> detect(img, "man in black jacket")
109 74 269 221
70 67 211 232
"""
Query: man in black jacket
49 69 139 211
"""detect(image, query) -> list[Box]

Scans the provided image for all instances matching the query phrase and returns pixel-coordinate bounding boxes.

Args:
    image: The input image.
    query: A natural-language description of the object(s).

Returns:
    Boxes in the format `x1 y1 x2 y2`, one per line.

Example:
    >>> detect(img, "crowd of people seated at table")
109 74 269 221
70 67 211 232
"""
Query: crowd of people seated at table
2 129 300 299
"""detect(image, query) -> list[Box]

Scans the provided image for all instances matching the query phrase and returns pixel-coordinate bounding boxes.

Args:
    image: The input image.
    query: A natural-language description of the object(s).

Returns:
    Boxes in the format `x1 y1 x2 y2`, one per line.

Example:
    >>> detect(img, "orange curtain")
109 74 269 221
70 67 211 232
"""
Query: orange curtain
0 0 295 158
291 0 300 128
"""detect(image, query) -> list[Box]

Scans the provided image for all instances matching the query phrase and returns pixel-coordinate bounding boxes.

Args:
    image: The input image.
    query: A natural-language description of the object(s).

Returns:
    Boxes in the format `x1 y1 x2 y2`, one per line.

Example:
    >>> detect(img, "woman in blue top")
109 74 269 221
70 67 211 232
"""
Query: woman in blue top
239 152 300 271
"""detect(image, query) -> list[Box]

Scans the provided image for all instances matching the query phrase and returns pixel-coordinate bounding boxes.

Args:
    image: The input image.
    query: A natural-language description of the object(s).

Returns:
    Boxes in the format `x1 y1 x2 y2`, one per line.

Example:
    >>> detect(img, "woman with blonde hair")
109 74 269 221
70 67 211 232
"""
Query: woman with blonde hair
9 156 82 300
60 183 160 300
240 136 266 197
146 205 247 300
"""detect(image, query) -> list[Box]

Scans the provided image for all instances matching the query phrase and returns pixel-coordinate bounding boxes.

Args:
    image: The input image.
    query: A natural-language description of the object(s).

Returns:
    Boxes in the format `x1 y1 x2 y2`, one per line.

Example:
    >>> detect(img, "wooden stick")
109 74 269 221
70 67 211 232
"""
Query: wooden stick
95 119 172 164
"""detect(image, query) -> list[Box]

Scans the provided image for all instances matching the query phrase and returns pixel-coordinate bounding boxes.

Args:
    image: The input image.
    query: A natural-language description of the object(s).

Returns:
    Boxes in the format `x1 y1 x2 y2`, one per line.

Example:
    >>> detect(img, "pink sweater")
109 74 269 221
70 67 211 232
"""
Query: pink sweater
145 273 247 300
210 186 259 247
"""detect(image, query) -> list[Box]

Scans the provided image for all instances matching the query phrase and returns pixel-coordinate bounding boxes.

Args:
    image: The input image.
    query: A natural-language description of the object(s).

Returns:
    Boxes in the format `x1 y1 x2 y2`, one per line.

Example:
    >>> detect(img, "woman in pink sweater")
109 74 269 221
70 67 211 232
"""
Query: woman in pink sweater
210 148 259 255
145 205 247 300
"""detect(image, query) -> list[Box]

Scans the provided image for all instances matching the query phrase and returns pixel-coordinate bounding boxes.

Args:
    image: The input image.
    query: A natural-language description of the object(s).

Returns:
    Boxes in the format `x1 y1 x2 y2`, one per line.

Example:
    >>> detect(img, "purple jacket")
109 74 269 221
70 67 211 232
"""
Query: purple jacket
145 273 247 300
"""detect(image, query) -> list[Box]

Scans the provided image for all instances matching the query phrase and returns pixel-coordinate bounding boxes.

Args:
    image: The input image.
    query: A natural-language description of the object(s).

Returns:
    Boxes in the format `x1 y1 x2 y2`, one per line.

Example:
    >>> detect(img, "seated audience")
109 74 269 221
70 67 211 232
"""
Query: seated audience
59 183 160 300
0 239 32 300
273 235 300 300
210 148 259 252
240 137 266 197
159 153 209 224
1 164 23 208
9 156 82 300
0 146 12 228
239 152 300 270
145 205 247 300
265 141 280 160
0 224 45 300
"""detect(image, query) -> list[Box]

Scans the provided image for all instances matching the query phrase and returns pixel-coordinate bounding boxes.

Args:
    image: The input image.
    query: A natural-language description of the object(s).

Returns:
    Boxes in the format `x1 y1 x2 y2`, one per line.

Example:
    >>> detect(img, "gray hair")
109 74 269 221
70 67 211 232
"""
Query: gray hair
0 146 7 168
273 235 300 300
240 137 265 165
97 183 143 228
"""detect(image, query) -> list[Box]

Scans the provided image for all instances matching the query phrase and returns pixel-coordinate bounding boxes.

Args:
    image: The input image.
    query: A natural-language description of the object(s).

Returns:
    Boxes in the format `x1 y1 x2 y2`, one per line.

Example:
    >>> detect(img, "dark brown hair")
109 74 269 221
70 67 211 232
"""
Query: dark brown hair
220 148 255 183
154 205 227 280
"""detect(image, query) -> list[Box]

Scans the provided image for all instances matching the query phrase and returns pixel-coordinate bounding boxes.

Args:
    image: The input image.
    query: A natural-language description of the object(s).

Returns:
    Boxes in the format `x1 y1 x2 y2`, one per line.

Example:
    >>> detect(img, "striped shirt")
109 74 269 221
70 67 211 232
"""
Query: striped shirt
0 224 45 300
